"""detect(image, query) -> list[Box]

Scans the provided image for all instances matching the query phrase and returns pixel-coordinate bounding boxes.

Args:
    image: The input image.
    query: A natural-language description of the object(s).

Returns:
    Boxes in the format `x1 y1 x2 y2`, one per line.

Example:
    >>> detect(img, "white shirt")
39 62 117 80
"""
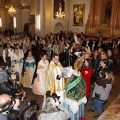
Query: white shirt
3 48 13 63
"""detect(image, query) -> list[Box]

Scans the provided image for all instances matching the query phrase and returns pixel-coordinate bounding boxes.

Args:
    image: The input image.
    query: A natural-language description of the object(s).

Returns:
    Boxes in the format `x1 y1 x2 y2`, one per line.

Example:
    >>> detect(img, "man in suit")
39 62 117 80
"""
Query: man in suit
91 40 98 52
2 43 13 66
32 33 40 42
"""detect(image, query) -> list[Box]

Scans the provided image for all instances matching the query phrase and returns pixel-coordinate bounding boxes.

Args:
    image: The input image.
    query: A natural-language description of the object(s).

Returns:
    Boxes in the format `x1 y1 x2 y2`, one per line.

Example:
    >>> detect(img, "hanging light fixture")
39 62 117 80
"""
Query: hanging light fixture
55 3 65 19
8 5 16 17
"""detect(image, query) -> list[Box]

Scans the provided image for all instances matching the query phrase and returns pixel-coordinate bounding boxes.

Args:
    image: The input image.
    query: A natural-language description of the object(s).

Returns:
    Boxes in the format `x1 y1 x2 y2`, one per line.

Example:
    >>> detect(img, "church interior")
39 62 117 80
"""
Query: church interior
0 0 120 37
0 0 120 120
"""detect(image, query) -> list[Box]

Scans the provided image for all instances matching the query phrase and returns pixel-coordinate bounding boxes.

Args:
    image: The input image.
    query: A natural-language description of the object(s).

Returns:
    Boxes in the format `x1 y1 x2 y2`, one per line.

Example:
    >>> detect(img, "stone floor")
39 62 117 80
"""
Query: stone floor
23 73 120 120
98 94 120 120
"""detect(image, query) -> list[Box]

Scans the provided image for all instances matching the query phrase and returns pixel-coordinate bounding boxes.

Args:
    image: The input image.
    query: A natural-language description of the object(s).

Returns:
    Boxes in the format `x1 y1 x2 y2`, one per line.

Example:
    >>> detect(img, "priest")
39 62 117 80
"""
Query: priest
46 53 64 95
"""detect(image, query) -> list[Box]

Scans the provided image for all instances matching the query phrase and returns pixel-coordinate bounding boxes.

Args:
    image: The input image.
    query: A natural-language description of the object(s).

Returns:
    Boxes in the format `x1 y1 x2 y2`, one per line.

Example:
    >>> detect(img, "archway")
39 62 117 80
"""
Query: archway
24 23 29 34
54 23 63 34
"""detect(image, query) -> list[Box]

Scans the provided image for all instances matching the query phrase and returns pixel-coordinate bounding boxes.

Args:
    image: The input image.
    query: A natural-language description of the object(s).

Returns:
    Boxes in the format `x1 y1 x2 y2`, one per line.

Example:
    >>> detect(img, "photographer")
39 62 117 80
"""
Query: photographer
92 52 108 81
87 70 114 119
0 94 20 120
98 59 109 79
0 67 19 95
0 67 38 120
0 68 20 119
0 67 11 95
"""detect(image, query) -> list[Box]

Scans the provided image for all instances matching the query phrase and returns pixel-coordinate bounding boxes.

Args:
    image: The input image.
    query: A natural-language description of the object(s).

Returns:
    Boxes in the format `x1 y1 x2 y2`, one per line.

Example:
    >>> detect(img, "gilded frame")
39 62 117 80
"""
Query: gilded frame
73 4 85 26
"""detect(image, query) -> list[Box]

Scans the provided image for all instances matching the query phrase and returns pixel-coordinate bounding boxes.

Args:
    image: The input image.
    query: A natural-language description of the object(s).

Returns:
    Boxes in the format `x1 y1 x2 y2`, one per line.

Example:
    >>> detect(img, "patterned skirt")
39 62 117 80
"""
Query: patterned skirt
62 102 85 120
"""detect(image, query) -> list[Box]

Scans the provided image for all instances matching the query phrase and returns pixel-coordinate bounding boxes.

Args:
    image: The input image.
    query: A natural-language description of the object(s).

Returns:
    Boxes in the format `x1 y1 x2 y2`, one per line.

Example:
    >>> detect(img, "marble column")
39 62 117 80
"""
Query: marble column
89 0 95 27
34 0 46 37
0 7 6 31
40 0 46 37
65 0 70 33
45 0 52 35
96 0 104 26
12 0 22 33
5 9 11 30
15 6 22 33
110 0 120 28
34 0 40 36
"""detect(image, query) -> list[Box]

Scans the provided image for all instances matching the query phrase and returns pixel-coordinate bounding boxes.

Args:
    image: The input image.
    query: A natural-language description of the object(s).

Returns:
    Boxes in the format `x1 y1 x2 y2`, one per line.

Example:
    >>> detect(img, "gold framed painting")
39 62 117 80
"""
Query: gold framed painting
73 4 85 26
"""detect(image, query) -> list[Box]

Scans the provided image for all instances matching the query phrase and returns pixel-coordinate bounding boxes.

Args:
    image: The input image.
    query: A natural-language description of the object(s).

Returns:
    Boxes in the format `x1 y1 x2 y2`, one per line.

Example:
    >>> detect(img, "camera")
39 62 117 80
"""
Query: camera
5 66 19 78
99 71 106 79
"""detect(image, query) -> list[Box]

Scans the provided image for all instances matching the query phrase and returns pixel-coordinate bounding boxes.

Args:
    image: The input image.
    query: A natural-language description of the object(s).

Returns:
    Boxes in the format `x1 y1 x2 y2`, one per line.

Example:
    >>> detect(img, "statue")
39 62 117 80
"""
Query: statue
105 0 112 24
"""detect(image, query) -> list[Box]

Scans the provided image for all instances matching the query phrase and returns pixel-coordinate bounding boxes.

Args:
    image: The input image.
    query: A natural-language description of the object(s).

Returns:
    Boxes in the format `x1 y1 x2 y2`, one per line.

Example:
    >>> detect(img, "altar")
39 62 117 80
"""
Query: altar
85 0 120 38
85 24 120 38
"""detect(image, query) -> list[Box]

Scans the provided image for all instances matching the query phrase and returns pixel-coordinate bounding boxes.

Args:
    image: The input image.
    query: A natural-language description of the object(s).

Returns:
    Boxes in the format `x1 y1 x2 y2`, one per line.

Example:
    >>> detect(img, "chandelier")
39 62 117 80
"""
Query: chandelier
55 3 65 19
8 6 16 17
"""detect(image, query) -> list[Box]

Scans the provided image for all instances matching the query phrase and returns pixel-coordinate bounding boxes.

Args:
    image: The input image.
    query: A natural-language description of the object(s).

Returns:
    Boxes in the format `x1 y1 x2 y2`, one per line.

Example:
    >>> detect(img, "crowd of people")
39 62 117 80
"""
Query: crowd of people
0 30 119 119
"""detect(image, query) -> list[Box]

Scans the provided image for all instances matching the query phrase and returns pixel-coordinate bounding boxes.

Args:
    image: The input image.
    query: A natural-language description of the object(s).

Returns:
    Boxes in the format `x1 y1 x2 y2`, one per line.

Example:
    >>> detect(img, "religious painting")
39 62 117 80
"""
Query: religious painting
73 4 85 26
54 0 65 19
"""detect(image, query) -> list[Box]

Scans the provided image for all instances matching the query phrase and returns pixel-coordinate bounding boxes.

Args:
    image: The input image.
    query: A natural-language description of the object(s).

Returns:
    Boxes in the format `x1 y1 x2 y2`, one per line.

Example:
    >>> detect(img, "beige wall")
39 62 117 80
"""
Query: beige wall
21 9 30 32
69 0 90 33
49 0 90 34
0 0 91 35
0 9 7 31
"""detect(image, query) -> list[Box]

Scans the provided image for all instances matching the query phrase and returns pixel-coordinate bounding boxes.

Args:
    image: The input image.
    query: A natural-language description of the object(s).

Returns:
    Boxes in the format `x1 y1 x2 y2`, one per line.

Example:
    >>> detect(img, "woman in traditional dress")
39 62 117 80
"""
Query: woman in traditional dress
53 40 59 54
46 40 52 61
32 53 49 95
21 50 36 88
63 58 87 120
11 48 23 82
15 44 24 75
23 37 31 54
